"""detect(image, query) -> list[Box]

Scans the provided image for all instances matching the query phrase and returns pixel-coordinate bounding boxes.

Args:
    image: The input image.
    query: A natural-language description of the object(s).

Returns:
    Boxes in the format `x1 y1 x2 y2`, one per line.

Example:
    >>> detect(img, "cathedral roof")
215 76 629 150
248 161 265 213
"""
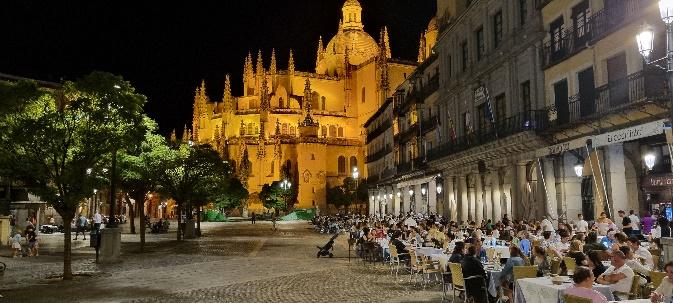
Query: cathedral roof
325 29 379 66
428 16 438 31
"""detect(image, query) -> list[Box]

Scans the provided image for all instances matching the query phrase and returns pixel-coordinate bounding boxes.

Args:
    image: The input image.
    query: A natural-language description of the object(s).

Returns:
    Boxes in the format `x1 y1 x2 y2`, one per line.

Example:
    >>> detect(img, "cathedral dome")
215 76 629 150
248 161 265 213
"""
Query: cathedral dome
325 29 379 66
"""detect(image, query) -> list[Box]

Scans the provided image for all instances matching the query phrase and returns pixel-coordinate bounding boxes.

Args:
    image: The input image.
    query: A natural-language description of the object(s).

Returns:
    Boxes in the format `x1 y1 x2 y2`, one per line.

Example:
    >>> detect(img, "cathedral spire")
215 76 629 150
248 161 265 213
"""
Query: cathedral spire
288 49 295 75
182 124 189 143
244 52 254 80
255 50 264 78
223 74 232 112
316 36 324 71
418 33 426 63
270 49 277 75
301 78 317 127
383 26 391 59
170 128 177 143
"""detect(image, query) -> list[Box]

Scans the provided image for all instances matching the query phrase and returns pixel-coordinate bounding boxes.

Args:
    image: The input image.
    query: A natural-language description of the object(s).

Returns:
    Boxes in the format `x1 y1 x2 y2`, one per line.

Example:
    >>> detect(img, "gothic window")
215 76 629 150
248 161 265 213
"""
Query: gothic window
321 125 328 137
290 126 296 135
254 125 259 134
321 96 326 110
271 162 274 174
311 154 315 160
349 156 357 172
247 123 254 135
338 156 346 175
311 92 320 110
338 127 344 137
282 123 288 135
361 87 366 103
279 97 285 108
329 125 337 137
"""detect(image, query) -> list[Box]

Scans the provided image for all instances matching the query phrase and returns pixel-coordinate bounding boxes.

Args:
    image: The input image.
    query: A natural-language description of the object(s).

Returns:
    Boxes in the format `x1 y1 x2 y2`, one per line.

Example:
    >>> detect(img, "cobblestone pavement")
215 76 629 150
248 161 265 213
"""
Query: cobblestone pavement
0 222 444 302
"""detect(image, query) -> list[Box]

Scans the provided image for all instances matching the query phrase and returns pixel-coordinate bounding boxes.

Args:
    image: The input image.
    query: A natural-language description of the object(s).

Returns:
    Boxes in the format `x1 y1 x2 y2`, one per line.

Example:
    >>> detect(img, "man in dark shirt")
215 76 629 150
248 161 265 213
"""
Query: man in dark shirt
390 231 409 260
620 210 633 235
461 243 488 303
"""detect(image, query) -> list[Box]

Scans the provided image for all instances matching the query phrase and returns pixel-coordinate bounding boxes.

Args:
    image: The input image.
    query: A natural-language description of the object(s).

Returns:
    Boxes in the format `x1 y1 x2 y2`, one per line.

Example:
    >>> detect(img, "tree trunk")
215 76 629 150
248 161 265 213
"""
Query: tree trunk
135 192 146 252
196 206 201 237
125 194 136 234
176 203 182 241
62 213 74 280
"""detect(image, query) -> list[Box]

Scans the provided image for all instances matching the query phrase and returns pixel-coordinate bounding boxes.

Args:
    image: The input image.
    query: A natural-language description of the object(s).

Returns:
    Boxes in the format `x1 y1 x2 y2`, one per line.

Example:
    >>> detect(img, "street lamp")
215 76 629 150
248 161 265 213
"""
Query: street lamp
574 161 584 178
421 186 428 214
436 184 443 195
637 1 673 142
409 188 415 213
280 179 291 210
645 153 657 170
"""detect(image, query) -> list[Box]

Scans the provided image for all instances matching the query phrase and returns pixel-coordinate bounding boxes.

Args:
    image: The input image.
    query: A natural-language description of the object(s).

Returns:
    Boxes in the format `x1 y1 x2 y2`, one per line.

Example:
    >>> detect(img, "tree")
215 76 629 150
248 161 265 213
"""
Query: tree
117 117 171 251
0 72 147 280
212 178 248 214
326 185 348 210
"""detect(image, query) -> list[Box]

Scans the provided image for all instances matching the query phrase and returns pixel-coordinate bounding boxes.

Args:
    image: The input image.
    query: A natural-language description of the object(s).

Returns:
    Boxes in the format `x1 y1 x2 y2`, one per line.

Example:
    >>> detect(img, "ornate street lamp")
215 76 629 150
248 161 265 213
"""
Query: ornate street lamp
645 153 657 170
574 161 584 178
436 185 443 195
421 186 428 214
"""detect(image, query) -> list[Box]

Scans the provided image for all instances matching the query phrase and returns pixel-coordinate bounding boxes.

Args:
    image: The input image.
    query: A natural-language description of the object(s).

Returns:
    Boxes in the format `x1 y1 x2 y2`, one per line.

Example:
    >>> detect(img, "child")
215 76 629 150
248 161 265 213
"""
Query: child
11 232 22 258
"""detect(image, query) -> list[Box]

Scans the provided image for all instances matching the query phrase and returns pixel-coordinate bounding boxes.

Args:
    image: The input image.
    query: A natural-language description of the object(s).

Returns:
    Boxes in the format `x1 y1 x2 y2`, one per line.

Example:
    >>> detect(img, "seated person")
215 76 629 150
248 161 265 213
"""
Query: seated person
628 236 654 269
532 246 550 276
566 240 588 267
500 246 529 302
449 241 465 263
600 230 616 249
596 250 635 300
586 250 607 281
461 245 488 303
652 261 673 302
389 231 409 260
563 266 608 303
618 246 649 286
583 231 607 253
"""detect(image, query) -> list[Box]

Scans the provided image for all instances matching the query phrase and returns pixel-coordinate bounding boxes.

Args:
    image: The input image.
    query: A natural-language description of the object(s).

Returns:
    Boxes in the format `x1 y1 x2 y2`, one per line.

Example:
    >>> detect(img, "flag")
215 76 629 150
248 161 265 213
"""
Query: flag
447 109 457 141
482 86 498 138
435 115 442 142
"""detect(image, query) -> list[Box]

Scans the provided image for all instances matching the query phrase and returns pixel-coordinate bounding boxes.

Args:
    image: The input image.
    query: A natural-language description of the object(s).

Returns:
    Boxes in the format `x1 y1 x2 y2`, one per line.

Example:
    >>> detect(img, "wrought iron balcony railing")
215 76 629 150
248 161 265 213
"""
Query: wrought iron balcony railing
366 120 392 143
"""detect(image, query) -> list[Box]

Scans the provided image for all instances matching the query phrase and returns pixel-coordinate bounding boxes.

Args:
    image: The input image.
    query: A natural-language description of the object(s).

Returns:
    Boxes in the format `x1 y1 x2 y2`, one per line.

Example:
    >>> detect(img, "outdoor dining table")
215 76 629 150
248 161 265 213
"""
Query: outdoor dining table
514 277 614 303
486 268 504 297
414 247 444 257
484 245 510 258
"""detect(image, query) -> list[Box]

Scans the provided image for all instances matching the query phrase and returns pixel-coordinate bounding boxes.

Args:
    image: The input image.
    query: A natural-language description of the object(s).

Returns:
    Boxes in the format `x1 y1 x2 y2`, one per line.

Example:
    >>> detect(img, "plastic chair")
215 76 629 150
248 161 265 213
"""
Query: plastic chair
563 257 577 274
448 262 487 303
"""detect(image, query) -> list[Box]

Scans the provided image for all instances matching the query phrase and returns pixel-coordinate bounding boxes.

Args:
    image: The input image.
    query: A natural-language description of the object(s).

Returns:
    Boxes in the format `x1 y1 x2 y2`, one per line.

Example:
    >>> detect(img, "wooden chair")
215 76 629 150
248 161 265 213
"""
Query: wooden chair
421 255 441 287
652 253 662 270
486 247 497 262
563 257 577 274
388 244 407 277
408 250 423 284
649 270 667 289
513 265 538 280
440 259 452 302
448 262 486 303
562 293 592 303
550 258 562 275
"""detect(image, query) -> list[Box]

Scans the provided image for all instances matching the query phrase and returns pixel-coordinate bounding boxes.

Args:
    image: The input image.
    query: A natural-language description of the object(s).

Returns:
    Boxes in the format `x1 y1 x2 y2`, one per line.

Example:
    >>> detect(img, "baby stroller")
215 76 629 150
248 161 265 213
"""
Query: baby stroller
316 233 339 258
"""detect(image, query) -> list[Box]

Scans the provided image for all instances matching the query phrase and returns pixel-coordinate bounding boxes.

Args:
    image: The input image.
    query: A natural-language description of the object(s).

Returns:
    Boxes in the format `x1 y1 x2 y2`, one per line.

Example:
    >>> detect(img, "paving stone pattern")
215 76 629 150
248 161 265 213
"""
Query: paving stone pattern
0 222 443 302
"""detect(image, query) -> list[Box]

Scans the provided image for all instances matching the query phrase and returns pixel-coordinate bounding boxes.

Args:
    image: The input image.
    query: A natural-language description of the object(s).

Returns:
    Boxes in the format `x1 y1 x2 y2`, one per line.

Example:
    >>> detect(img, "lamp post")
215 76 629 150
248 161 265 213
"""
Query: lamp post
436 184 443 216
409 188 415 213
645 153 657 170
352 167 359 211
280 179 291 210
421 186 428 215
637 1 673 145
574 161 584 178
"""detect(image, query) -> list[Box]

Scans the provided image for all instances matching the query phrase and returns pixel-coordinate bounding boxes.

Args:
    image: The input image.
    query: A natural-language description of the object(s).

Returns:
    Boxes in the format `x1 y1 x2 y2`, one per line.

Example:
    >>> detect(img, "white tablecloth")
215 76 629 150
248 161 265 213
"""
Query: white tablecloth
487 269 503 297
484 245 510 258
430 253 451 262
415 247 444 257
515 277 614 303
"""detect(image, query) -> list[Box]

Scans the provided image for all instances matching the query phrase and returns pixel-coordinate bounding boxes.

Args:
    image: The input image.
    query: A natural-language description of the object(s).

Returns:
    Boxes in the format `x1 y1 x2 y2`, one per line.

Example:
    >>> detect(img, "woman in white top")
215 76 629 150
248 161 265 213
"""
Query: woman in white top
652 261 673 302
595 212 613 236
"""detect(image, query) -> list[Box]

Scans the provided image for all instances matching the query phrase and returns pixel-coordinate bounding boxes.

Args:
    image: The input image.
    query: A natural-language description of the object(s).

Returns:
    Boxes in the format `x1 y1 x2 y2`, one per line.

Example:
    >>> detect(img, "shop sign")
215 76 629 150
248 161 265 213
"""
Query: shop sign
591 119 665 148
535 137 588 158
643 175 673 187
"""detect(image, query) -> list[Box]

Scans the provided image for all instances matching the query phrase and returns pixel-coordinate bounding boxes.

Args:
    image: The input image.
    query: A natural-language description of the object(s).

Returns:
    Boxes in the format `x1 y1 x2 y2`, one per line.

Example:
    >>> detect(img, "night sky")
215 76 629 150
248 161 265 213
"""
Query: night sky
2 0 436 134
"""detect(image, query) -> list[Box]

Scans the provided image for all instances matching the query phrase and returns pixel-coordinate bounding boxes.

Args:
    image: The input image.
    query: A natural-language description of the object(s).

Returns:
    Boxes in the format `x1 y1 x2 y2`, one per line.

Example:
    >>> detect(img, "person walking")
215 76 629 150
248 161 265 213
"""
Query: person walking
10 231 22 258
74 214 87 240
93 212 103 230
26 227 38 257
272 213 277 231
251 212 256 225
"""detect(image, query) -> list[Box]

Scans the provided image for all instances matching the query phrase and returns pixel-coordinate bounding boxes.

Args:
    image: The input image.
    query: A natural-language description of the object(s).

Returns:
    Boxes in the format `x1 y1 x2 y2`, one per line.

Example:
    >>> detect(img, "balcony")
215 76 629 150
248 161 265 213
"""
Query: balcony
427 110 549 161
397 161 413 174
366 120 392 143
422 75 439 99
395 91 422 115
541 0 650 69
366 145 392 163
420 115 439 134
395 123 419 144
551 69 669 127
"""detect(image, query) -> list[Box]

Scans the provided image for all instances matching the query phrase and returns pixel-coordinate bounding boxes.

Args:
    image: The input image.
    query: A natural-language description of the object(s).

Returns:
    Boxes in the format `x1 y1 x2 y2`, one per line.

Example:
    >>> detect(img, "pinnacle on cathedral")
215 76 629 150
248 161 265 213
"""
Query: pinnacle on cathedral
288 49 295 75
300 78 318 127
315 36 324 71
270 49 277 75
255 50 264 78
223 74 232 112
244 52 254 80
260 70 270 111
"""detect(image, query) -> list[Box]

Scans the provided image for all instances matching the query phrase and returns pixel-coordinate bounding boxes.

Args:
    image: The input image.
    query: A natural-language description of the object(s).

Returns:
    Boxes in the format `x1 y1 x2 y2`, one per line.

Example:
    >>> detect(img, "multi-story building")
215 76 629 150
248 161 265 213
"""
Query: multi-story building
538 0 670 220
192 0 417 213
369 0 551 222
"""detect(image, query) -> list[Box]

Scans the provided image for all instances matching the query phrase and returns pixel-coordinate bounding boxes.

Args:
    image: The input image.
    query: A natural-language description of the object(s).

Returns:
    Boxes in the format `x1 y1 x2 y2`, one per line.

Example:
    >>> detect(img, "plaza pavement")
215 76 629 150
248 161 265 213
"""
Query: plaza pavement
0 221 444 302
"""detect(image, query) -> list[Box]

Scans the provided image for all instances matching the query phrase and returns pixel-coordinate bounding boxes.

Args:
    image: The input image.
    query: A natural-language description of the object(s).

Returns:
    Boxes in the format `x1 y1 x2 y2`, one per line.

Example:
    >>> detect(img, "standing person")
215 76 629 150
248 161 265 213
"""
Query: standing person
642 211 654 235
628 210 640 236
26 227 38 257
251 212 256 225
271 213 277 231
93 212 102 230
619 210 633 236
596 212 613 236
74 214 87 240
10 231 22 258
575 213 588 234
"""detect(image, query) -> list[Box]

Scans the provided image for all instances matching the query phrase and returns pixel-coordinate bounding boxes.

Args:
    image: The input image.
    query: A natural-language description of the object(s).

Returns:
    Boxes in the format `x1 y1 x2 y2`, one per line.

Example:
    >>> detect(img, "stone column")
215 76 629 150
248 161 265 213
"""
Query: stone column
515 163 528 220
475 173 484 223
460 175 469 222
415 183 422 214
492 169 502 221
502 167 514 219
446 175 455 220
484 172 493 221
467 174 476 222
429 180 437 215
605 143 628 214
403 186 411 214
393 188 401 216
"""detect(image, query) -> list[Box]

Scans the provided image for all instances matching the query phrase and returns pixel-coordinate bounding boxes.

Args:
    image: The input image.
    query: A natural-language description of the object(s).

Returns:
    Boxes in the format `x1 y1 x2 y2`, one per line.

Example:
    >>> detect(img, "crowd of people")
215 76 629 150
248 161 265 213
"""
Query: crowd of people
312 208 673 303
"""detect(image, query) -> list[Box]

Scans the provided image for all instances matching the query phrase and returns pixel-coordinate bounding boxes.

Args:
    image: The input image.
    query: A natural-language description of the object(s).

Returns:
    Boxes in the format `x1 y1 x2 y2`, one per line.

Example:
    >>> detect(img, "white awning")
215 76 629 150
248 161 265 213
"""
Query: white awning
591 119 666 148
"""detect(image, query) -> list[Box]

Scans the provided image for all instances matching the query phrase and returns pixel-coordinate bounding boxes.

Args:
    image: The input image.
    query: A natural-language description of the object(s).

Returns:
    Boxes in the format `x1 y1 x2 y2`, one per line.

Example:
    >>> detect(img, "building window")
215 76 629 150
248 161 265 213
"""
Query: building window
521 81 531 114
461 40 468 71
338 127 344 137
494 94 505 122
290 126 295 135
321 96 326 110
329 125 337 137
271 162 275 174
361 87 366 103
338 156 346 174
279 97 284 108
350 156 357 172
572 1 590 42
519 0 527 26
321 125 327 137
477 103 487 131
282 123 289 135
493 11 503 48
247 123 254 135
475 27 484 61
311 154 315 160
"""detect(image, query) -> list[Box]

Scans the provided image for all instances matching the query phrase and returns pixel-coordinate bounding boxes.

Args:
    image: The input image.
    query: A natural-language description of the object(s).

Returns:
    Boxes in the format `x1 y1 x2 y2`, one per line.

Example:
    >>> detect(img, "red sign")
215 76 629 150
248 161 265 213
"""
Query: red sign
643 175 673 188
